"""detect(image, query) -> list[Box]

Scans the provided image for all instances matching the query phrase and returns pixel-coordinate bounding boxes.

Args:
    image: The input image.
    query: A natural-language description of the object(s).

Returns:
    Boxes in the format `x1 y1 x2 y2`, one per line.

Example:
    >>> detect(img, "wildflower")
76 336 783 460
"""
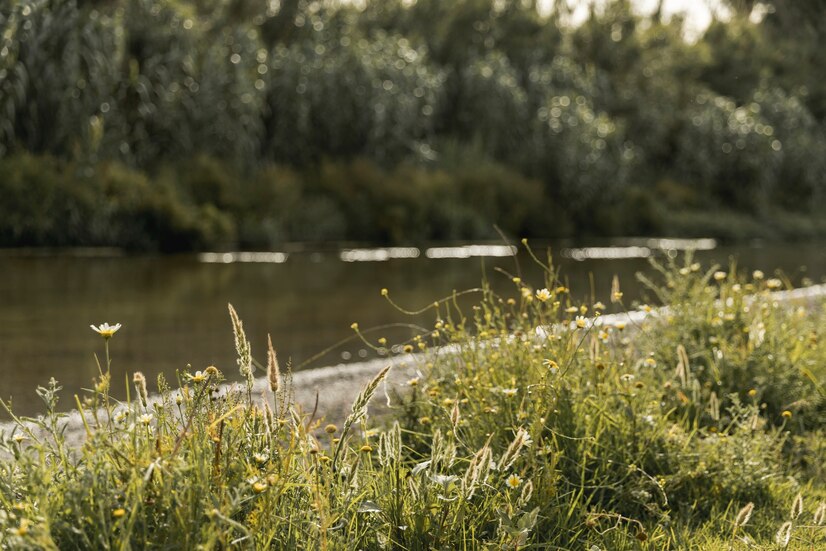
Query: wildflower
641 304 653 313
644 358 657 367
502 388 518 398
90 322 122 339
505 473 522 489
253 453 268 465
188 371 207 383
350 322 359 331
565 306 578 314
575 316 587 329
407 377 420 387
403 344 414 354
556 286 568 294
766 278 782 290
748 389 757 397
112 508 126 519
139 414 153 425
535 288 551 302
512 277 521 284
360 444 373 453
12 434 25 444
380 288 389 296
418 416 431 425
781 410 792 419
713 271 727 282
252 482 267 494
593 301 606 310
205 365 220 377
752 270 764 280
614 321 626 331
318 455 331 463
620 374 635 383
378 337 387 346
325 424 338 434
542 359 559 373
14 518 30 536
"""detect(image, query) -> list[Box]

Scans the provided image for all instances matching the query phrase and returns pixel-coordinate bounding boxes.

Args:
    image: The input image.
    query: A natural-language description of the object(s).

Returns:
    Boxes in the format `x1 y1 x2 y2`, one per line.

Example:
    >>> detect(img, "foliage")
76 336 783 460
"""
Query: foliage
0 153 235 251
1 256 825 548
3 0 826 246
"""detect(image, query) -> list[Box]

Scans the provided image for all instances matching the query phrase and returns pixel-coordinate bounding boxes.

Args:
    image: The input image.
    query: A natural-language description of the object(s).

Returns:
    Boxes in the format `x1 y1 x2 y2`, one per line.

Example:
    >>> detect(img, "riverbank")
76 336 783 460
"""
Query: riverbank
2 261 825 547
5 154 826 253
6 281 825 450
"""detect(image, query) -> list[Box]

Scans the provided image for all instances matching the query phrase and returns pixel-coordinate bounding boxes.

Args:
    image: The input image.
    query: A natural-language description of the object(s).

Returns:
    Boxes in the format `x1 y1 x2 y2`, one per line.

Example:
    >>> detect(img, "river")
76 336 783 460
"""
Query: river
1 239 824 416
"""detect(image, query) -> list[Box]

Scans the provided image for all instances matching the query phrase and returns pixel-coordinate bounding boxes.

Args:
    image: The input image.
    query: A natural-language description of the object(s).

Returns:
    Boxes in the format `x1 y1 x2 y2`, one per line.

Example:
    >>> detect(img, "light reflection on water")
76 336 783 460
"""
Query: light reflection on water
0 240 824 415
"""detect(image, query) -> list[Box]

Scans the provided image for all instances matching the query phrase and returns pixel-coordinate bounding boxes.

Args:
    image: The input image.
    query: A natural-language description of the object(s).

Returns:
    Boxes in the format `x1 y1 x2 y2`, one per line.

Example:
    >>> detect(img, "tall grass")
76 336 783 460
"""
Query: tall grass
1 252 824 549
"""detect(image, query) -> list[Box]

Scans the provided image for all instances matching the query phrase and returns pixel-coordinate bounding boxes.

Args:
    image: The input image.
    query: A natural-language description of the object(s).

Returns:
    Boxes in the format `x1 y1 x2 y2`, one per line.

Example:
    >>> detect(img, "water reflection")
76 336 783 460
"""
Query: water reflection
0 240 823 415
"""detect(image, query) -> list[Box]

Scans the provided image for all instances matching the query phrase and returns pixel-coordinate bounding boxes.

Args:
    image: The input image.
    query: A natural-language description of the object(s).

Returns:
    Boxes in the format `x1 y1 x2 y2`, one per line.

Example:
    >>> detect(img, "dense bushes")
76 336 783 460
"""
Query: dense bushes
0 154 235 251
2 0 826 248
0 153 546 248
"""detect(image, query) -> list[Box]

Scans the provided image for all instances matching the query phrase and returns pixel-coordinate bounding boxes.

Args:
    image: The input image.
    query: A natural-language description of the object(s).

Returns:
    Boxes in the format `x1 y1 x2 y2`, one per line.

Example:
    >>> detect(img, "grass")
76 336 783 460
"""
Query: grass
0 250 825 549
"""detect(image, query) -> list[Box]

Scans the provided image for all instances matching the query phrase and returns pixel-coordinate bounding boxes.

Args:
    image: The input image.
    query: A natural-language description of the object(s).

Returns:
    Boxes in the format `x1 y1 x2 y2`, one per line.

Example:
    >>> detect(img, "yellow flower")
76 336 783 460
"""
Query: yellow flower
325 424 338 434
418 416 431 425
407 377 420 387
535 288 551 302
360 444 373 453
781 410 792 419
644 358 657 367
505 473 522 489
252 482 268 493
188 370 207 383
403 344 414 354
614 322 626 331
90 322 122 339
713 271 727 282
350 322 359 330
575 316 587 329
747 389 757 397
766 278 782 290
112 508 126 519
380 288 389 296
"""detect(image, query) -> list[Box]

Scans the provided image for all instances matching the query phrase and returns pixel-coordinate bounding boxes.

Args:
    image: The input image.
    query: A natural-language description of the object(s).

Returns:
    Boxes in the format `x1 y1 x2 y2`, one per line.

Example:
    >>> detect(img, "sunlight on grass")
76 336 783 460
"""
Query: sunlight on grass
1 250 824 549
